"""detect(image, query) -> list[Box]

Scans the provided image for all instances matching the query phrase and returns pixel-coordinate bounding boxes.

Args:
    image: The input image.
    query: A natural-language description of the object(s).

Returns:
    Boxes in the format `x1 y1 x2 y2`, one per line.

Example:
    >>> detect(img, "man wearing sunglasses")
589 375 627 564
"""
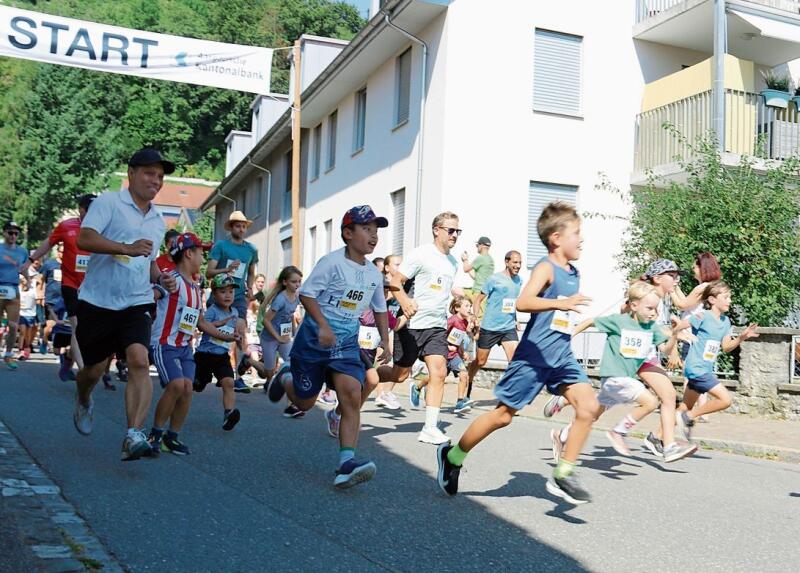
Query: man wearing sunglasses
390 212 461 445
0 221 30 370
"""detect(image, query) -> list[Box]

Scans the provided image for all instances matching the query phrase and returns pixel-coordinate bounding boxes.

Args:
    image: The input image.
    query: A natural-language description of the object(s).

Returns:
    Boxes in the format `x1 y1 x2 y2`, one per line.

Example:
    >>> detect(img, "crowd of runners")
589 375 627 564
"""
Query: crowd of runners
0 147 757 504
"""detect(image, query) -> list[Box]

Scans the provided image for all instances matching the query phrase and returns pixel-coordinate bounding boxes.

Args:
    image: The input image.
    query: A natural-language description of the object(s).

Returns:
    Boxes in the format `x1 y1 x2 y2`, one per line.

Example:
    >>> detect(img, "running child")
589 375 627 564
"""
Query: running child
673 281 758 439
436 201 601 505
192 274 247 432
446 296 477 414
17 275 37 360
267 205 391 489
147 233 240 455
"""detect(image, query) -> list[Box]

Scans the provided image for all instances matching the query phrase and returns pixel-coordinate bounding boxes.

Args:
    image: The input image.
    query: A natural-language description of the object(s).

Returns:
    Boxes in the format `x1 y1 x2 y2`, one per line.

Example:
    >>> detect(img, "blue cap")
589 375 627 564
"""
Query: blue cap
341 205 388 230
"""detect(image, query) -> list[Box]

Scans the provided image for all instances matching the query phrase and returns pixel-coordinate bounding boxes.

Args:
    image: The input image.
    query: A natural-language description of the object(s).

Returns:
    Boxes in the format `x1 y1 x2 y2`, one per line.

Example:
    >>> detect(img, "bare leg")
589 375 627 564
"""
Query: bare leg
76 361 107 406
560 383 602 464
640 370 677 446
125 344 153 429
422 354 447 408
457 403 516 452
685 384 731 418
335 374 364 451
220 377 236 411
168 380 194 431
68 316 84 370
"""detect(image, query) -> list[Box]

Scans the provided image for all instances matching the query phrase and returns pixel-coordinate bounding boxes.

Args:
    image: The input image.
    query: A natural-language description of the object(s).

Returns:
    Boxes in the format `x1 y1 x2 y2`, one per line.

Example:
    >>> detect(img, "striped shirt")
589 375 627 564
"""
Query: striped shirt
150 271 202 347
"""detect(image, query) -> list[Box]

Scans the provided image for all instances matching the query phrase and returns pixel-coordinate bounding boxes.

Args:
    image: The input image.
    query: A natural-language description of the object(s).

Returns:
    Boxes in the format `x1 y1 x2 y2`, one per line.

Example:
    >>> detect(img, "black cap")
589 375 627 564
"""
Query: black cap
3 221 21 232
477 236 491 246
128 148 176 175
77 194 96 210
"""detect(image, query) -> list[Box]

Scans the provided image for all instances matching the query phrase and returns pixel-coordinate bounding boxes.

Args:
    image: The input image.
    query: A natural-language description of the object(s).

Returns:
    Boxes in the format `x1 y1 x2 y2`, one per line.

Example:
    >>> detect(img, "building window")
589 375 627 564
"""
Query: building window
281 238 292 267
395 48 411 126
309 226 317 264
533 29 583 117
353 88 367 152
282 150 292 221
527 181 578 267
391 189 405 256
326 110 337 171
324 219 332 254
312 124 322 179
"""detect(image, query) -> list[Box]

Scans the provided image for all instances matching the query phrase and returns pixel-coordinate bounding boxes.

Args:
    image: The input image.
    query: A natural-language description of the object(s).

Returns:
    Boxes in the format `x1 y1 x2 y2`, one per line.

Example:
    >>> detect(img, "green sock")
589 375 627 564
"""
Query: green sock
447 444 468 467
554 459 576 479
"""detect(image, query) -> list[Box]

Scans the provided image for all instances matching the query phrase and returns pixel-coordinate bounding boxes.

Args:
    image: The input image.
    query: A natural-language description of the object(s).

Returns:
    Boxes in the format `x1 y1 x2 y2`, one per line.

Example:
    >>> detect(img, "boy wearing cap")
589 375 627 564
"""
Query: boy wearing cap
147 233 240 455
267 205 391 489
0 221 28 369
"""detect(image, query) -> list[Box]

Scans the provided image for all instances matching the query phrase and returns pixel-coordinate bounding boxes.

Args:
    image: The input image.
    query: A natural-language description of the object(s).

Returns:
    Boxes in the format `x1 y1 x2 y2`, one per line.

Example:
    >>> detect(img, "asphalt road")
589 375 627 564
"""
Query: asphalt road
1 357 798 572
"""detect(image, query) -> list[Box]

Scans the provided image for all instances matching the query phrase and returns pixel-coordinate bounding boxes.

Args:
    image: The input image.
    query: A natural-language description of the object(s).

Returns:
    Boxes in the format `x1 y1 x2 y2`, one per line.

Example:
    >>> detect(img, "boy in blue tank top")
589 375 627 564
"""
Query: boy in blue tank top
436 202 601 505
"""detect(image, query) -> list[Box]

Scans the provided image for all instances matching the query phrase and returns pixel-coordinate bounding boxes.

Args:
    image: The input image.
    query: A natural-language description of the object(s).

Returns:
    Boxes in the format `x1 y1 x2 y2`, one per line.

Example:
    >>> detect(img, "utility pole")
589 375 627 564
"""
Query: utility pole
291 39 302 267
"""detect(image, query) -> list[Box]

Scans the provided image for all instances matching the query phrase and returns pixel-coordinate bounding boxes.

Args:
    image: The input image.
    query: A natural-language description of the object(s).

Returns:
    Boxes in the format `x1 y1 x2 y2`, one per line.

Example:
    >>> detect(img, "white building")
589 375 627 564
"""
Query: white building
203 0 800 348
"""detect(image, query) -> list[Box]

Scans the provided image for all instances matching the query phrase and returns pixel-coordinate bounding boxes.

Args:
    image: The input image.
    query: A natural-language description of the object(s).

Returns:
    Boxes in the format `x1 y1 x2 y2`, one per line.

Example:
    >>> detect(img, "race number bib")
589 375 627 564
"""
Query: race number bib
0 285 17 300
358 326 380 350
212 325 235 347
550 296 578 334
279 323 292 337
429 275 445 292
75 254 90 273
338 285 369 314
502 298 516 314
178 306 200 335
113 254 148 273
230 263 246 280
703 340 721 362
619 329 654 359
447 328 466 346
53 268 63 282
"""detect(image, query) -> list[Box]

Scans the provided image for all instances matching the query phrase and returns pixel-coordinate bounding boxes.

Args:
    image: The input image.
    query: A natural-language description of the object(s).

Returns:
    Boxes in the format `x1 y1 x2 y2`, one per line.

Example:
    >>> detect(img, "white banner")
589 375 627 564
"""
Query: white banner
0 6 273 94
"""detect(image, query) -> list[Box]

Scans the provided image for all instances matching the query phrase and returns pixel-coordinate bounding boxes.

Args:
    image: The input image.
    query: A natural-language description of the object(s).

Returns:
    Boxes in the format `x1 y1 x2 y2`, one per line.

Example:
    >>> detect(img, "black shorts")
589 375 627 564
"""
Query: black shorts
477 328 518 350
76 301 153 367
195 351 235 385
61 286 80 318
393 327 448 368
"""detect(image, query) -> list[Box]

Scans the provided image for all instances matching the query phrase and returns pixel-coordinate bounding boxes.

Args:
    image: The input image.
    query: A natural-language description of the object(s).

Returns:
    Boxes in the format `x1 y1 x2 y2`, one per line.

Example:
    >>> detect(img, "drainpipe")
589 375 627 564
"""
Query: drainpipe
385 12 428 247
713 0 726 151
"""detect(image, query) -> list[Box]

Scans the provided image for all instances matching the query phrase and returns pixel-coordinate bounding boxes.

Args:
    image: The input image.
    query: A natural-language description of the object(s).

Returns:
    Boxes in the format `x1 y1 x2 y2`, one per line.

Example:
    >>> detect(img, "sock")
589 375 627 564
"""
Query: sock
127 427 138 437
554 459 576 480
559 424 571 443
447 444 468 467
166 430 178 441
425 406 440 429
150 427 164 441
614 414 637 436
339 447 355 466
224 409 231 417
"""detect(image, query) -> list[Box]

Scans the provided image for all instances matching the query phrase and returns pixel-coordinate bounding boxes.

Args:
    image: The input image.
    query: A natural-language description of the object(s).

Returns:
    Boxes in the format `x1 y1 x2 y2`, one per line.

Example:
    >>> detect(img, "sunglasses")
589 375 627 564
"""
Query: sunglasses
4 230 19 236
438 226 462 237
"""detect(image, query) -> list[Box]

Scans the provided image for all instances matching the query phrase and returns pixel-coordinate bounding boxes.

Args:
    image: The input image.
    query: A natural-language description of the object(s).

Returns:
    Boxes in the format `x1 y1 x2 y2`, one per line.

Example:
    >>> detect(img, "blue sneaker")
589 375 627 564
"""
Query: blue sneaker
334 459 377 489
453 398 471 414
267 364 290 403
233 378 251 394
39 342 48 355
409 381 421 409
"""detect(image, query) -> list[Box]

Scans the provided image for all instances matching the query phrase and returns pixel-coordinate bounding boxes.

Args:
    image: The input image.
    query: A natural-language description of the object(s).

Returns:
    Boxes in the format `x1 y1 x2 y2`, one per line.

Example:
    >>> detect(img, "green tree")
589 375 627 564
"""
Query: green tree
599 126 800 326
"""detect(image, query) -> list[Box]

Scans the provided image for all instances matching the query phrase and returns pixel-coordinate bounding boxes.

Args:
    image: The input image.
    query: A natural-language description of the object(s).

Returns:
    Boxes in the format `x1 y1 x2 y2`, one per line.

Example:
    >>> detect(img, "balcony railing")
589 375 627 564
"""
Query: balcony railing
636 0 800 25
634 88 800 171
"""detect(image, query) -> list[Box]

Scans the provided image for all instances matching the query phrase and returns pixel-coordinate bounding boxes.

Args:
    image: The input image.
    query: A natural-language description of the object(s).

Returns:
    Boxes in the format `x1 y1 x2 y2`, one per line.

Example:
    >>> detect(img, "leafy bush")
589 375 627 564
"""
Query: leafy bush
762 70 790 92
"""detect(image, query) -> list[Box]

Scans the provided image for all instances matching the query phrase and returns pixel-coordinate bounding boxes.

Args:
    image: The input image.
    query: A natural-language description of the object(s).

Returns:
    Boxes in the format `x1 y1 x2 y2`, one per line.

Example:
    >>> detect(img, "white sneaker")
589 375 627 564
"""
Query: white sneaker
121 429 150 461
375 392 401 410
418 425 451 445
375 392 390 408
411 360 428 379
73 394 93 435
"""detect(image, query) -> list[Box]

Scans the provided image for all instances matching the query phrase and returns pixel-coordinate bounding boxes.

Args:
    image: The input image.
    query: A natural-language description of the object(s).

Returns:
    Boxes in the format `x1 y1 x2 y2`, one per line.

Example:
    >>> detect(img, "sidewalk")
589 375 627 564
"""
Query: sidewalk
393 380 800 463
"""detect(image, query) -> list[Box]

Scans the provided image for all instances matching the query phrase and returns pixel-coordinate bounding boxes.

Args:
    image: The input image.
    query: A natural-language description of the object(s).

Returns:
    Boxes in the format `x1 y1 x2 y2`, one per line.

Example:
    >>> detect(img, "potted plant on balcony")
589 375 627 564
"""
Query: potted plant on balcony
761 71 791 108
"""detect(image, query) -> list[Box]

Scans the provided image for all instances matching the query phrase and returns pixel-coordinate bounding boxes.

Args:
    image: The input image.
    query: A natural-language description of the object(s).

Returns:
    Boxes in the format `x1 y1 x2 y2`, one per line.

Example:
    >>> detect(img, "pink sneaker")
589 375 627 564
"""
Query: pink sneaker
605 430 631 456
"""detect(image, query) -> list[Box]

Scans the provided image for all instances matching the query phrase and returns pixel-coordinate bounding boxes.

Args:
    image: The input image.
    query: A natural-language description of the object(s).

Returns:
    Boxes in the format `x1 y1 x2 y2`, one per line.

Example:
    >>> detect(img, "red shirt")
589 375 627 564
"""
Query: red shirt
446 314 469 360
48 217 90 290
156 253 176 273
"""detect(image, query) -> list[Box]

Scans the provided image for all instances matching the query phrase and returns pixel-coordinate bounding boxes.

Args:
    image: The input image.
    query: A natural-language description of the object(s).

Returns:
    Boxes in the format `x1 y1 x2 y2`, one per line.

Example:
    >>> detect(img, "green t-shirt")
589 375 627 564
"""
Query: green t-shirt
471 254 495 291
594 313 669 378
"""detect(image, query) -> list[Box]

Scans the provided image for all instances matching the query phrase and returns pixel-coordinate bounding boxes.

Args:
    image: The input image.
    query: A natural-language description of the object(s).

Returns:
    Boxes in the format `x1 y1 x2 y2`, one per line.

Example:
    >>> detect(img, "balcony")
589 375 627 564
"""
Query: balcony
636 0 800 26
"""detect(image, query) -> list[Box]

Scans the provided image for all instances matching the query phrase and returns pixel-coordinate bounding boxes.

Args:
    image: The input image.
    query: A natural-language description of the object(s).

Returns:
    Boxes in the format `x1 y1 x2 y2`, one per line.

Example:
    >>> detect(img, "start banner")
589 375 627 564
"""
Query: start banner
0 5 273 94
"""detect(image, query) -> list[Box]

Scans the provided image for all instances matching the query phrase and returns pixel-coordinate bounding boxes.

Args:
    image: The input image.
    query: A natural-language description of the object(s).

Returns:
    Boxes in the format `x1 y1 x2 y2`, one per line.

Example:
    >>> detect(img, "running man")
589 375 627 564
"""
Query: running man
0 221 29 370
71 148 177 462
390 212 460 445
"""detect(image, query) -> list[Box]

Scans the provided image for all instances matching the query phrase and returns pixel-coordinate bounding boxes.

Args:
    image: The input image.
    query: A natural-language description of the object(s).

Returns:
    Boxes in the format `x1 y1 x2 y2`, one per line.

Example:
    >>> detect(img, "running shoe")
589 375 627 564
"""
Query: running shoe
4 354 17 371
236 355 251 376
267 364 290 403
543 394 566 418
334 459 377 489
102 374 116 391
223 408 241 431
408 381 421 409
233 377 251 394
325 408 340 438
550 428 565 462
605 430 631 456
317 390 337 405
642 432 664 457
73 394 94 436
38 342 47 355
19 349 29 361
283 404 305 419
546 474 592 505
464 396 475 407
58 355 71 381
161 435 190 456
411 360 428 380
436 443 461 496
663 441 698 463
121 429 151 461
375 392 401 410
453 398 472 414
145 433 162 458
676 411 695 441
418 425 451 445
116 361 128 382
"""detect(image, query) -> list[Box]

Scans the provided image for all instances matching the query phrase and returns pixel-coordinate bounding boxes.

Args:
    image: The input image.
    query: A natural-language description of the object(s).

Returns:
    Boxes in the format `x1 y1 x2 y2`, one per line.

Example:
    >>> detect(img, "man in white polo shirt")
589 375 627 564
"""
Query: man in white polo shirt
72 148 177 462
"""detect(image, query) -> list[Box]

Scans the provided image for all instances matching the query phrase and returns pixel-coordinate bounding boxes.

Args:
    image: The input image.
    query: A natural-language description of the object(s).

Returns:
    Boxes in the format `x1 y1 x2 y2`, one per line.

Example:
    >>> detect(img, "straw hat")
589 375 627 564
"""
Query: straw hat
224 210 253 231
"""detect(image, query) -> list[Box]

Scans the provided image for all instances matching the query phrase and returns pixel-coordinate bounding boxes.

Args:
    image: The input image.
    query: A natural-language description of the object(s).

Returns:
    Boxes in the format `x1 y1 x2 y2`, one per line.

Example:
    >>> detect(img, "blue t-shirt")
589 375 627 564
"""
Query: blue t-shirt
41 258 63 304
0 243 28 285
261 290 299 342
514 257 580 368
196 304 239 355
209 239 258 301
480 272 522 333
684 310 732 379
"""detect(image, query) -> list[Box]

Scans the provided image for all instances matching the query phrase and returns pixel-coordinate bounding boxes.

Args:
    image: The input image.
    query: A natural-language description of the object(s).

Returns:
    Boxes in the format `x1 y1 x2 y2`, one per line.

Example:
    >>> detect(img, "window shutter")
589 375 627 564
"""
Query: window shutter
312 124 321 179
391 189 405 255
396 48 411 124
327 111 337 170
527 182 578 267
533 29 582 116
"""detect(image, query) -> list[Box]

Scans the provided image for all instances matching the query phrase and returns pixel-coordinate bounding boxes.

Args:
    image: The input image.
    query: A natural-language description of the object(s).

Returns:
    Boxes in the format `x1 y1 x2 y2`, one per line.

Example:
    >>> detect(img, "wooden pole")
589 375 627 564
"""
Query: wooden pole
291 39 302 267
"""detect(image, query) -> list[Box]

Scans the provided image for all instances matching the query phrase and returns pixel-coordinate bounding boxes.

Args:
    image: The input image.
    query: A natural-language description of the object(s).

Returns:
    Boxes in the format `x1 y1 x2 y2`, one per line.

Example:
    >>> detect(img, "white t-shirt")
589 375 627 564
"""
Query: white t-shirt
20 288 37 317
398 243 458 330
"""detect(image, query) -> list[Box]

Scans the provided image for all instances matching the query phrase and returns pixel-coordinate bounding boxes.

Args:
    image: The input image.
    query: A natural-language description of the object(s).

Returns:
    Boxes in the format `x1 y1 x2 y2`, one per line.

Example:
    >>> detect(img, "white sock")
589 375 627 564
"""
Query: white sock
425 406 440 429
559 423 571 443
614 414 637 435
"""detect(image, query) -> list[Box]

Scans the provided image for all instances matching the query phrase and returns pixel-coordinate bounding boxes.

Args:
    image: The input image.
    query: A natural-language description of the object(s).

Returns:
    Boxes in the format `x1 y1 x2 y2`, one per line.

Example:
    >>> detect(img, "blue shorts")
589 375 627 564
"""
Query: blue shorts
687 372 720 393
447 355 465 376
493 358 589 410
290 351 369 400
151 344 196 388
19 316 37 327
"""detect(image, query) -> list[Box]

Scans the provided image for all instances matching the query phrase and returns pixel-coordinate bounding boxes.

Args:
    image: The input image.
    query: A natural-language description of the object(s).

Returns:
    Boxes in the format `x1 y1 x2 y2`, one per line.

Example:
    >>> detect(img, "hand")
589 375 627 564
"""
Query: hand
231 332 242 343
741 323 759 341
666 353 683 371
159 273 178 293
377 339 391 365
125 239 154 257
559 293 591 312
278 335 291 344
401 299 419 319
227 259 241 273
318 324 337 348
460 252 469 262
